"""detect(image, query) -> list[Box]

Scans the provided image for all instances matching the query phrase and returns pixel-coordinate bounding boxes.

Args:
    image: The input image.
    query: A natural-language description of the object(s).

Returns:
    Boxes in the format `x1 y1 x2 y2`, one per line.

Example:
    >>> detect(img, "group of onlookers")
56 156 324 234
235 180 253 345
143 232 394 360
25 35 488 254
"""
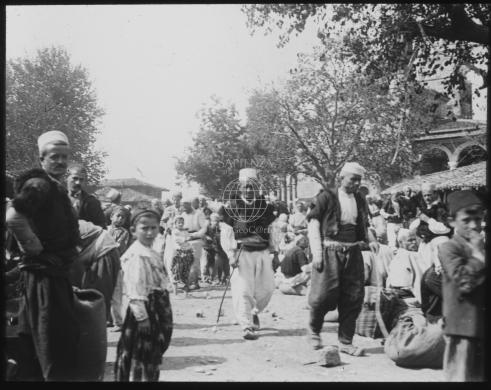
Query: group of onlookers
4 133 485 383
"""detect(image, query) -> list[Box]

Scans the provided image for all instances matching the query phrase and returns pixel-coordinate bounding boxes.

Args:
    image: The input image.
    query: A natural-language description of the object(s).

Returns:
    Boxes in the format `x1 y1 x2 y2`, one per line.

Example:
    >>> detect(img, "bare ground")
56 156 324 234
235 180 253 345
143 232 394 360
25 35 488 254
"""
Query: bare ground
104 285 443 382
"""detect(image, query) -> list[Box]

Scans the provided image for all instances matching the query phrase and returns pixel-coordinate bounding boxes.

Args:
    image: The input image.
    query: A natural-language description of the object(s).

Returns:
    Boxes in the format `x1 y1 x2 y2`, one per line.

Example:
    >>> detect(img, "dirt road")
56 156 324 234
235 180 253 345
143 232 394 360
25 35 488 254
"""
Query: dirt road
104 285 443 381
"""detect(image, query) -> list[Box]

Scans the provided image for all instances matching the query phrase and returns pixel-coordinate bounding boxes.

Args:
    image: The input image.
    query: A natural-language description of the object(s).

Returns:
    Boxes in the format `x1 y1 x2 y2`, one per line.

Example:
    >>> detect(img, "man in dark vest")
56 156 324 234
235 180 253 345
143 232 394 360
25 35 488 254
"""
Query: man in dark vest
67 163 106 228
306 162 379 356
10 131 81 381
221 168 276 340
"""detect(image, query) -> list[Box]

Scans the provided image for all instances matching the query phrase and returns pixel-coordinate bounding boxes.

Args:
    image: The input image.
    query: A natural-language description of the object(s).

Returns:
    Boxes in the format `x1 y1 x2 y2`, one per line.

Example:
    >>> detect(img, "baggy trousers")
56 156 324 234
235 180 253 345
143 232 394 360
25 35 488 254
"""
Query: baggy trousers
187 239 204 286
308 244 365 345
230 249 275 330
17 270 80 381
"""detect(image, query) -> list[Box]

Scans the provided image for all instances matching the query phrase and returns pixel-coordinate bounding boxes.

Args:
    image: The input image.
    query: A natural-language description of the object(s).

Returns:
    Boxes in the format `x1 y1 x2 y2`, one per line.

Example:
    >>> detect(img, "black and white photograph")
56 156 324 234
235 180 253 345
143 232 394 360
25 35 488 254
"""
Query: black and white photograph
4 3 488 382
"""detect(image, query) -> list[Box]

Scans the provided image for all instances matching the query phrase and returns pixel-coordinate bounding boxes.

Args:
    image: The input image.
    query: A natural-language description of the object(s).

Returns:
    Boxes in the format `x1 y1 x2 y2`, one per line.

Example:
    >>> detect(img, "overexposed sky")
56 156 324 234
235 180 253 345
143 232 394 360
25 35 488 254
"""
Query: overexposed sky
6 4 319 191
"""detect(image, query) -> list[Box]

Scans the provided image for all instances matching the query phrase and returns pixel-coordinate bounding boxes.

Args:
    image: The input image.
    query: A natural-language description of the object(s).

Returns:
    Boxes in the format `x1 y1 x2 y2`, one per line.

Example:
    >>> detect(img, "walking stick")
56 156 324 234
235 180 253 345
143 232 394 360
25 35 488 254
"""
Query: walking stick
213 245 243 331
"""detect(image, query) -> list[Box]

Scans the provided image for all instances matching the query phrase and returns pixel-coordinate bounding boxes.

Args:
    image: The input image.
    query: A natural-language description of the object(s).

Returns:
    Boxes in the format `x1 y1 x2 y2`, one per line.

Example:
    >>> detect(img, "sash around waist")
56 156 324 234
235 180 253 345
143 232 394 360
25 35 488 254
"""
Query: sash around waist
334 224 357 243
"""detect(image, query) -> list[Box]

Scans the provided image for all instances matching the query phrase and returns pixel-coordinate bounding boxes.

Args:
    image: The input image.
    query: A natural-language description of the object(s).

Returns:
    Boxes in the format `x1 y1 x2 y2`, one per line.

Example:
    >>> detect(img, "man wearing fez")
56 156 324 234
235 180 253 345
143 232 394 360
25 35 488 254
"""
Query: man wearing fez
67 162 107 228
10 131 81 380
220 168 276 340
306 162 379 355
439 190 485 381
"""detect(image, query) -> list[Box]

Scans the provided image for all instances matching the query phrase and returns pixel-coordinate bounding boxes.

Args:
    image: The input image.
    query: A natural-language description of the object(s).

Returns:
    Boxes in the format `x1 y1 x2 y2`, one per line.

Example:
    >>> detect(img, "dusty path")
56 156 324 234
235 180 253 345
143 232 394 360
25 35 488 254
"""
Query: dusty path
104 286 443 381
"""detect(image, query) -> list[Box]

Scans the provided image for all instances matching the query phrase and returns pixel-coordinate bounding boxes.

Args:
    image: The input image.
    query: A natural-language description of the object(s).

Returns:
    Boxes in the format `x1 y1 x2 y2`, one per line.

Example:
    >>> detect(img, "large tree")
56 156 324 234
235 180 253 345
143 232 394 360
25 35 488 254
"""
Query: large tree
243 4 489 95
249 43 434 188
175 97 268 198
6 47 106 183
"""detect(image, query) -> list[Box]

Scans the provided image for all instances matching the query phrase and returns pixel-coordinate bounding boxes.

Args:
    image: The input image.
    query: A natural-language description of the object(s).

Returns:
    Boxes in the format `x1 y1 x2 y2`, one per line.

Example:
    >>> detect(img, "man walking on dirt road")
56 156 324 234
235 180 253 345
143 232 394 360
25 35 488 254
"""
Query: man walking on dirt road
306 162 379 356
221 168 276 340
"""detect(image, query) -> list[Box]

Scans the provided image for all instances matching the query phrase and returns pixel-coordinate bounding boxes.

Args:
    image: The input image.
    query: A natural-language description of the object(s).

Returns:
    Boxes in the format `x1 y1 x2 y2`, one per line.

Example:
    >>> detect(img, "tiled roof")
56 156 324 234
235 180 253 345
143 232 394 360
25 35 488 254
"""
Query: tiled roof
98 178 168 191
382 161 486 194
94 186 156 203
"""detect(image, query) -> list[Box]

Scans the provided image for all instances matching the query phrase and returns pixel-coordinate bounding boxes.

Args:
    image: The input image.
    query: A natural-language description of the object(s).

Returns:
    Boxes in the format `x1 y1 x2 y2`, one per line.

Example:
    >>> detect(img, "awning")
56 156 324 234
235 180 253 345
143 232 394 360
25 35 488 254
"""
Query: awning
381 161 486 194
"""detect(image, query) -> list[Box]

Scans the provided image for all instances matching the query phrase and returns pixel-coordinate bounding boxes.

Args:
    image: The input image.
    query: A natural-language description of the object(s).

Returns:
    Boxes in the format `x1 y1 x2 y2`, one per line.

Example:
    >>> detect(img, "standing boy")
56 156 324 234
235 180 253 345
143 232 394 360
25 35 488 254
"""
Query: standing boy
439 190 485 381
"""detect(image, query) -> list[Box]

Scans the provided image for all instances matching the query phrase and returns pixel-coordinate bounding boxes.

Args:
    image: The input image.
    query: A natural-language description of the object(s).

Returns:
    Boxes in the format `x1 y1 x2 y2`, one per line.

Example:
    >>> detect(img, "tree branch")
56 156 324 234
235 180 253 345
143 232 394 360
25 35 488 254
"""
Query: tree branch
416 5 489 45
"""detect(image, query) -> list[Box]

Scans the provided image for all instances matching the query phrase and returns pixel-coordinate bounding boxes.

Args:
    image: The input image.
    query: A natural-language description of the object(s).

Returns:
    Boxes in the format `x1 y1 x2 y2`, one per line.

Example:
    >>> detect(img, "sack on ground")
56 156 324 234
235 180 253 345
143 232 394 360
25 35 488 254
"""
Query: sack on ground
384 308 445 369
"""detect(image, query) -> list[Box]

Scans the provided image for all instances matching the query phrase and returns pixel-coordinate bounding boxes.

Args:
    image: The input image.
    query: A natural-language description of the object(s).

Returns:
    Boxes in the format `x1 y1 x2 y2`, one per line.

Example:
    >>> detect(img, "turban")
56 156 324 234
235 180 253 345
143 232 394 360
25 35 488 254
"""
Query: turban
428 218 451 235
171 190 183 198
37 131 69 154
182 195 194 203
421 182 436 193
447 190 482 216
340 162 366 178
239 168 258 183
106 188 121 202
397 228 412 243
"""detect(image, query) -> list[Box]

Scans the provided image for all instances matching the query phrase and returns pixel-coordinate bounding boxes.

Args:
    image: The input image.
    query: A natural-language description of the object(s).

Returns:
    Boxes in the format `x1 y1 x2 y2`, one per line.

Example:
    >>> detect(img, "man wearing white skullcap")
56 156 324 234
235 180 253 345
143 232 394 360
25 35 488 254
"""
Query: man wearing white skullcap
37 130 70 181
6 130 81 380
306 161 379 356
220 168 277 340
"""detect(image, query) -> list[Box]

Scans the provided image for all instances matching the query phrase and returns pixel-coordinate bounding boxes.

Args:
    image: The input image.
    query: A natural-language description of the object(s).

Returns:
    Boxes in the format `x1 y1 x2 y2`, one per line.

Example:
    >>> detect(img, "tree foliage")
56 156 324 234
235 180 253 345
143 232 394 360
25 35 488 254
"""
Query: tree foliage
6 46 106 184
243 4 489 95
245 43 435 188
175 97 266 198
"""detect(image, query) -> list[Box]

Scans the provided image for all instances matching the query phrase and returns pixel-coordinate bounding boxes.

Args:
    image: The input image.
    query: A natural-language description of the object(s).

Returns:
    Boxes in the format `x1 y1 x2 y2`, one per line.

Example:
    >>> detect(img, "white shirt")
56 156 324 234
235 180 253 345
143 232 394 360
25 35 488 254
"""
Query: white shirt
121 240 170 321
338 188 358 225
182 209 207 236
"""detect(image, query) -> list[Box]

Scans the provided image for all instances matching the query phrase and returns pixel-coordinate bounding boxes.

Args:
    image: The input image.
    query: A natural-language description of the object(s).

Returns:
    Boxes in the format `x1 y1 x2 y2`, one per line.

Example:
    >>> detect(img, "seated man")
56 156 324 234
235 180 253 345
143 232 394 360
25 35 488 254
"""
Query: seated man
277 235 311 296
386 229 423 302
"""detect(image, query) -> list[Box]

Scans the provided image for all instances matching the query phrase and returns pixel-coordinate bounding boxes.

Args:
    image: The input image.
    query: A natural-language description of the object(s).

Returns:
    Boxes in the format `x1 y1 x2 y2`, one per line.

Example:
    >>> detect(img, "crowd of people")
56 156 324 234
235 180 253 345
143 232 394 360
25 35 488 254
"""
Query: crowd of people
4 130 486 382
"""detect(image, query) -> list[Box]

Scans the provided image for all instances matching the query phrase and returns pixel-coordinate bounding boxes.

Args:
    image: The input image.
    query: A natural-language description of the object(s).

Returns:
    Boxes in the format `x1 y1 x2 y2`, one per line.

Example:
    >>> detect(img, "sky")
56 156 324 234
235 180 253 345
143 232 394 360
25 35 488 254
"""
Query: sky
6 4 320 194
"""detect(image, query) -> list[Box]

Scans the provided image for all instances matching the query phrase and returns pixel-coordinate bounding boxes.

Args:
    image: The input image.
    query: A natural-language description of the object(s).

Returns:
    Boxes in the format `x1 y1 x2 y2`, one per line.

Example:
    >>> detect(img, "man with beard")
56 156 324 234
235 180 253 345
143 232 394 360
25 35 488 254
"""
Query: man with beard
67 163 106 228
220 168 276 340
306 162 379 355
6 131 81 381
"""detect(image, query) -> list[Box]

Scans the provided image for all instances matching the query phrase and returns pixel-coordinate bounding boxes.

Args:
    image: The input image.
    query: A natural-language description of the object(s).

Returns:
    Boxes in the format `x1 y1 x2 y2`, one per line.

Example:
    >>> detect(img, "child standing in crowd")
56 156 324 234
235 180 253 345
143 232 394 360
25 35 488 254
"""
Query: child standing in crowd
170 215 195 294
114 209 173 382
108 206 131 255
108 206 131 331
203 213 229 285
439 191 485 382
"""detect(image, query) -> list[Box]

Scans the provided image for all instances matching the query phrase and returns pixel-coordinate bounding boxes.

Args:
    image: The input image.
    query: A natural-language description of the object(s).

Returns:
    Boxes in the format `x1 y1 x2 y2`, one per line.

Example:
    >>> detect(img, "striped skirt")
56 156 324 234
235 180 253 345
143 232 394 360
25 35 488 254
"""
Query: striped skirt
114 289 173 381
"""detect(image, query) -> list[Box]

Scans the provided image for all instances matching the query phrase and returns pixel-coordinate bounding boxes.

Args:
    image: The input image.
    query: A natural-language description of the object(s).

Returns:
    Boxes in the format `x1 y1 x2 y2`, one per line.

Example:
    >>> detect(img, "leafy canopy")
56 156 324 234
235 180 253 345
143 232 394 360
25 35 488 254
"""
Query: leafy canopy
6 47 106 184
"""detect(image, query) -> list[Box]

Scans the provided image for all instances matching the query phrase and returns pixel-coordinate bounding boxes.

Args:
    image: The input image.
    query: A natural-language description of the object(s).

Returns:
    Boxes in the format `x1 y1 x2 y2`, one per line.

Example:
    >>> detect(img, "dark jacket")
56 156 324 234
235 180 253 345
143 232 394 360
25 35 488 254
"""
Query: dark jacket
306 188 369 243
281 245 308 278
439 234 485 339
382 199 403 224
419 199 448 224
399 195 419 221
12 168 80 270
78 190 107 228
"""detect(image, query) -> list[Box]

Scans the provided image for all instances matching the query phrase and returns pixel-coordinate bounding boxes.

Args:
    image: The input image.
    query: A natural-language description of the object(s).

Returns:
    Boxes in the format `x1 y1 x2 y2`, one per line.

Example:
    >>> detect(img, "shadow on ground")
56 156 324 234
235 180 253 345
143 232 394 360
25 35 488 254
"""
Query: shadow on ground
258 328 307 337
171 336 244 347
161 355 226 371
364 346 385 354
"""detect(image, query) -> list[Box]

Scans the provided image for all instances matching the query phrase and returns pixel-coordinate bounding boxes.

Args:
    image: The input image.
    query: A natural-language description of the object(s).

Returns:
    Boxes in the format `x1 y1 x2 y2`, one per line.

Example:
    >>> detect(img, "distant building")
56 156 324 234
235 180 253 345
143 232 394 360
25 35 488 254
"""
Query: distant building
91 178 169 208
